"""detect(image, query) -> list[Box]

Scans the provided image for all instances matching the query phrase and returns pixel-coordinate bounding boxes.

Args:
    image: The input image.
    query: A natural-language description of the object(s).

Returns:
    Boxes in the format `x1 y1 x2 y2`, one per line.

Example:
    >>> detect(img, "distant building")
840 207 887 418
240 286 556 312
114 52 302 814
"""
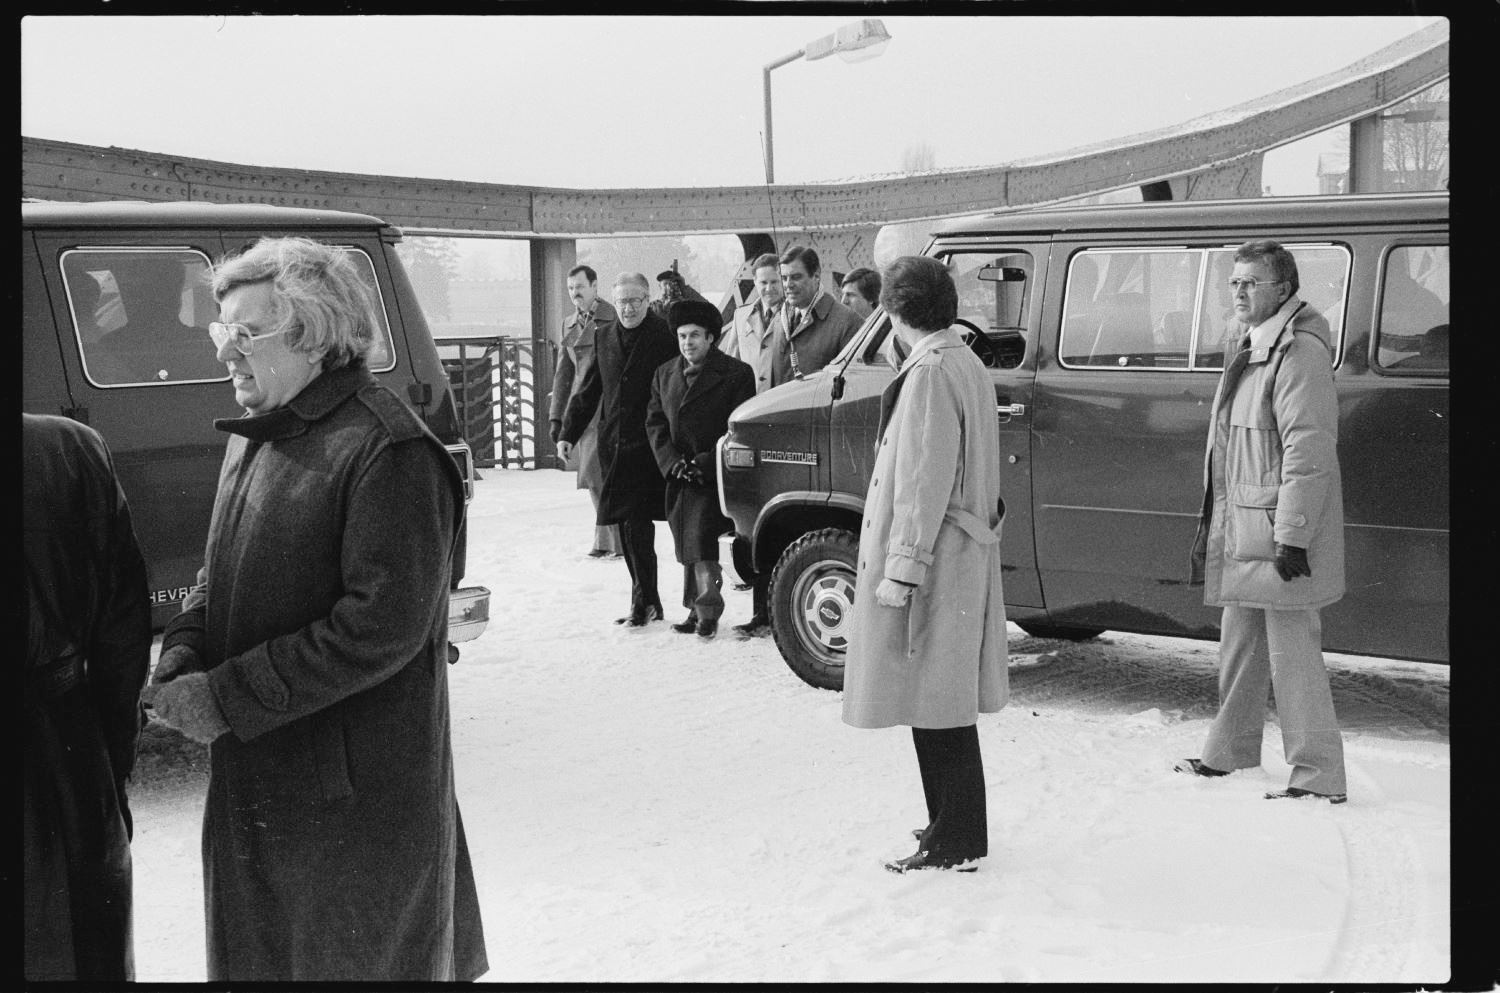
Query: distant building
1317 152 1349 195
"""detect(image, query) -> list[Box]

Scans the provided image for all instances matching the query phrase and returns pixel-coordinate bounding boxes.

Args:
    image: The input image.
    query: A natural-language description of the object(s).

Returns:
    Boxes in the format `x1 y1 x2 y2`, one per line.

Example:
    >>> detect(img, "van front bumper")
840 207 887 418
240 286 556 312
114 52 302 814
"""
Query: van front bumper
448 585 490 643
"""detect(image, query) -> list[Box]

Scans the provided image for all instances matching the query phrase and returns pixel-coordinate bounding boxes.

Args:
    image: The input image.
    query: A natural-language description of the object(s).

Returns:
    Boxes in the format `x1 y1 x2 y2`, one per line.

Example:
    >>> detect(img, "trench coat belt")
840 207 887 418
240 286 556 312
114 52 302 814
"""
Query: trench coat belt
944 506 1003 545
29 654 85 698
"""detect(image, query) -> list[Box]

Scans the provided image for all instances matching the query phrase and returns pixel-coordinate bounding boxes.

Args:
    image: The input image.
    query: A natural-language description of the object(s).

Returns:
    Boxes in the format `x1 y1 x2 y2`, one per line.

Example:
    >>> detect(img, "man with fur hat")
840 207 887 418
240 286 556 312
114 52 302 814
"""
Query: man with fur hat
645 299 756 639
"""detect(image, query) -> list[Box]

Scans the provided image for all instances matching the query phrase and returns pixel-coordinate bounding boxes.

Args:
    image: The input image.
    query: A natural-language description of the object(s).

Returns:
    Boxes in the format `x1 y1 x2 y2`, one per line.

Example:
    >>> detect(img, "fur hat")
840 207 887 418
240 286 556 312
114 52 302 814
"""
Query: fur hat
667 299 723 340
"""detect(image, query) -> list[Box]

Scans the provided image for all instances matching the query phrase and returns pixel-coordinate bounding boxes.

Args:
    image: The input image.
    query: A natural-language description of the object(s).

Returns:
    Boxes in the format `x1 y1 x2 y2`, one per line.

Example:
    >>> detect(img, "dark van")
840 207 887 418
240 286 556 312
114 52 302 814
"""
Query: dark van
718 192 1448 690
22 199 490 642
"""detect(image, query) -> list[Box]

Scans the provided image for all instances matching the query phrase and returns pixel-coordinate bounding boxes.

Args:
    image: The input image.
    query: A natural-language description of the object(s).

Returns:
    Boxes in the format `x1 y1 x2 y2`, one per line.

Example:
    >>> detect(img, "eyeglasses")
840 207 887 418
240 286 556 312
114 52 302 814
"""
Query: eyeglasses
209 322 291 356
615 295 648 307
1227 277 1285 292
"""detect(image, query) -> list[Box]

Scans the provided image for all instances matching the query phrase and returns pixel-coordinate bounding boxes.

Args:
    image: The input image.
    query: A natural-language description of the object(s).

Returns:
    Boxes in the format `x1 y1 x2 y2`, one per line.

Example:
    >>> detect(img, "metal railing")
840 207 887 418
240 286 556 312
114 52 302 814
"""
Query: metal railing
435 336 543 469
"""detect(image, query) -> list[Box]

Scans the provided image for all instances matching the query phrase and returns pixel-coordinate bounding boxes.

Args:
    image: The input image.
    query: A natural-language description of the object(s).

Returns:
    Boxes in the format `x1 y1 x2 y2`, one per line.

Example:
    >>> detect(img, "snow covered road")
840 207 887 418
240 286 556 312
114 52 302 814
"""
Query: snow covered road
128 468 1451 983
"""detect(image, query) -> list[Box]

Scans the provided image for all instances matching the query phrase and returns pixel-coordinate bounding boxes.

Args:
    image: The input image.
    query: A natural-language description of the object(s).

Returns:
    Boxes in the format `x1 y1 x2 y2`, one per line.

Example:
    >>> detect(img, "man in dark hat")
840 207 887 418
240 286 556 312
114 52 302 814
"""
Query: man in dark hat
645 300 756 639
651 268 708 321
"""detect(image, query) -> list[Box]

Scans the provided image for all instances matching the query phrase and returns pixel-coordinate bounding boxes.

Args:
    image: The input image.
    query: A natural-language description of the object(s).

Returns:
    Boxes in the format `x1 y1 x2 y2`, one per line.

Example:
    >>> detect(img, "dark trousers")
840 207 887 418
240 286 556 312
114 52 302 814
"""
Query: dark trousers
680 561 725 622
912 724 987 859
619 516 661 612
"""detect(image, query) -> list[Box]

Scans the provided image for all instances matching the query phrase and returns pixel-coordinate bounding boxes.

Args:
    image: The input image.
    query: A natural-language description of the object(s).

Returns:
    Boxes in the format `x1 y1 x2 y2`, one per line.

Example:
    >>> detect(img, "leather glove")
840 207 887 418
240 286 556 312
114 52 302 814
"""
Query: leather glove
548 419 562 444
140 672 230 744
668 457 692 481
1274 543 1312 582
685 464 708 487
152 644 204 684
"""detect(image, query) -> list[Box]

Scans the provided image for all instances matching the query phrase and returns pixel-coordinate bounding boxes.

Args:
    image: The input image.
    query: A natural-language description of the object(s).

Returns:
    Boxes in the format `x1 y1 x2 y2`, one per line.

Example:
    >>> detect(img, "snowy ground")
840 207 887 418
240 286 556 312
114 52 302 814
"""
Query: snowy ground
129 468 1451 984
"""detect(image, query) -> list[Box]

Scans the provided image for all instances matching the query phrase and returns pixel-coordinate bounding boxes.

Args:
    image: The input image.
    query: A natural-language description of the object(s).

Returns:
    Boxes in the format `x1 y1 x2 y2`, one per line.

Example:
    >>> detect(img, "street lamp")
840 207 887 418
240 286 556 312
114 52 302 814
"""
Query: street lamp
763 18 892 184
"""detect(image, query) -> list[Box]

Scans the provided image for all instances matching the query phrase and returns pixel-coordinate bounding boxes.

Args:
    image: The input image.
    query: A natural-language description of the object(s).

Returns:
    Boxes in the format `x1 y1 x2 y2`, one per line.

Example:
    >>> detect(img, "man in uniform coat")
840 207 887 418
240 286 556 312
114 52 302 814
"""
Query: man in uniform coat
559 272 680 626
720 252 787 395
646 299 756 639
24 413 151 981
549 264 622 558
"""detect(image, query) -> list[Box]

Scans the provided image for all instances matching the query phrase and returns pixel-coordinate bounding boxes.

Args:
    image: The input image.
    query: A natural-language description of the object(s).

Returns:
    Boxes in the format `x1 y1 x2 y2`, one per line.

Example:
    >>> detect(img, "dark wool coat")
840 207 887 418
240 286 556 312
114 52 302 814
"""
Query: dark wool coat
560 309 680 524
549 299 617 491
769 291 863 388
645 347 757 563
160 365 488 982
24 414 150 982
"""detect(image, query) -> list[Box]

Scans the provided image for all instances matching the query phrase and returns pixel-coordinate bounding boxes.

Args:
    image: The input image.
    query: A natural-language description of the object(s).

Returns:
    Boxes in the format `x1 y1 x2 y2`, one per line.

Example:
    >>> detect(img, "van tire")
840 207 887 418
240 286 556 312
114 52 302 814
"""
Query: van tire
769 528 860 692
1016 621 1105 641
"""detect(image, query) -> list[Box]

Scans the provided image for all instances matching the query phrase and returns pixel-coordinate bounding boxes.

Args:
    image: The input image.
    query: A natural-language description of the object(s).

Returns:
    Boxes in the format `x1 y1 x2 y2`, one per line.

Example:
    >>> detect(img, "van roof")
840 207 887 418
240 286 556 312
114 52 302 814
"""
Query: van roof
21 199 390 230
931 192 1449 239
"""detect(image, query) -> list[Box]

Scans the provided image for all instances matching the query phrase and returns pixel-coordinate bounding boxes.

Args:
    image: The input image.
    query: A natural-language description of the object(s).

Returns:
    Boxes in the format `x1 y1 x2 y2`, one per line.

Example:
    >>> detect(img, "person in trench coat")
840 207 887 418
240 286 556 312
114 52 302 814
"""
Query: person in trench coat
549 263 622 557
1179 239 1348 803
141 237 488 981
559 272 681 626
24 413 151 981
646 299 756 639
842 256 1009 873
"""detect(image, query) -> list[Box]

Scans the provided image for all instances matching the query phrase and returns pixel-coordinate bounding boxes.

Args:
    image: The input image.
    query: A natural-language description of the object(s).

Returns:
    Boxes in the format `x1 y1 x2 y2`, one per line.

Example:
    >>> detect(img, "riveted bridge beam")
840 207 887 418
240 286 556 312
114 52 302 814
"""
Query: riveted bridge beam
23 23 1446 245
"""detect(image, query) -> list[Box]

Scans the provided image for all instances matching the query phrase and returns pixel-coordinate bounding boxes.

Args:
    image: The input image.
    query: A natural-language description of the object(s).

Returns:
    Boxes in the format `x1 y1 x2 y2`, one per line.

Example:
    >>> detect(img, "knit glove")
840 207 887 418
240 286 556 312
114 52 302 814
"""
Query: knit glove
141 672 230 744
151 644 204 684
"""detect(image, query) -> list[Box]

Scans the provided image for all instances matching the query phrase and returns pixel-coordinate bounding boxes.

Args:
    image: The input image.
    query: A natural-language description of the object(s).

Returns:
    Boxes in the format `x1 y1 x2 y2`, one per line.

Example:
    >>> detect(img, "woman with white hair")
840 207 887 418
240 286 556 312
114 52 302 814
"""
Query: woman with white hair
143 237 487 981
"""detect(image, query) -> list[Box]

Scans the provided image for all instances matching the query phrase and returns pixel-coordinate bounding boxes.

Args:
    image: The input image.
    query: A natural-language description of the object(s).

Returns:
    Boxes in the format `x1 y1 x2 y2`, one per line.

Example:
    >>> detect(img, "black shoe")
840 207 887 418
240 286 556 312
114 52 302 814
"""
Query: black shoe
731 581 752 592
671 614 699 634
1174 758 1230 778
587 548 611 559
697 619 718 640
884 851 980 874
732 616 770 638
1265 787 1348 804
616 604 663 627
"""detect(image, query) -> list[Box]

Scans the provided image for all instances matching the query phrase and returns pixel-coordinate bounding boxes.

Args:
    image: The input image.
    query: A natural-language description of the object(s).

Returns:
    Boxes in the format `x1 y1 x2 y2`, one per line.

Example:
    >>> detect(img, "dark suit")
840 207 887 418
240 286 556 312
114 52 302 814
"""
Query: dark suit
562 310 679 613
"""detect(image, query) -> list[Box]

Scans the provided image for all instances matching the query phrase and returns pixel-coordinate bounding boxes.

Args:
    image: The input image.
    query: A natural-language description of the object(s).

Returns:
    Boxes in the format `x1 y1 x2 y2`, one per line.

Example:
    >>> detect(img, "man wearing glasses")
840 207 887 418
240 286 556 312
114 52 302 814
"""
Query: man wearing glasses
1179 239 1348 804
558 273 679 626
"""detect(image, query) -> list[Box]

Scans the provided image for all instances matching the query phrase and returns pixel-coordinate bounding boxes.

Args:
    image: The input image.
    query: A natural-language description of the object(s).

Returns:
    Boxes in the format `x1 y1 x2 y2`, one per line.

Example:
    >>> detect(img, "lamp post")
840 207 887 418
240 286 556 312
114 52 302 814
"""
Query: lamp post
762 18 892 185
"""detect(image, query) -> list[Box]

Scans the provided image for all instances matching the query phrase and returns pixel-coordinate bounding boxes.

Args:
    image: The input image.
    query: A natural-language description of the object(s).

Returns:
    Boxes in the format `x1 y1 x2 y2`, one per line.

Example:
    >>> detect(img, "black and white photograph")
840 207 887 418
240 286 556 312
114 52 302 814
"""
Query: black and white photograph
22 10 1464 986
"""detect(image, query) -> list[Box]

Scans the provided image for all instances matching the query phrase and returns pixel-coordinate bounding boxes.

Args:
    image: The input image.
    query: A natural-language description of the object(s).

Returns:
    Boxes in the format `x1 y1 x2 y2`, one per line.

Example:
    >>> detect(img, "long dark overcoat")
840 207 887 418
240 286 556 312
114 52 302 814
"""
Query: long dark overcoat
560 309 679 524
24 414 150 982
645 347 757 562
160 364 488 982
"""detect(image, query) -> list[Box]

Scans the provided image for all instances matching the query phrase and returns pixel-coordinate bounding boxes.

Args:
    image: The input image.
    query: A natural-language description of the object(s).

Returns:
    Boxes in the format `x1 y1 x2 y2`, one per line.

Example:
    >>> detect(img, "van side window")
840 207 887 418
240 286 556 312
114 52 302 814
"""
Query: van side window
1197 245 1350 370
334 249 395 372
63 250 226 387
1376 246 1449 374
947 250 1034 368
1059 250 1198 369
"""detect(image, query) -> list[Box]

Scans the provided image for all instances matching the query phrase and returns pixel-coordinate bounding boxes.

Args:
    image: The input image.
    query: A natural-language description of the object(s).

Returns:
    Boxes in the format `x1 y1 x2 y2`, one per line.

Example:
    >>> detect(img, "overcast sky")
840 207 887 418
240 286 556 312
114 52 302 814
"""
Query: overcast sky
21 14 1444 192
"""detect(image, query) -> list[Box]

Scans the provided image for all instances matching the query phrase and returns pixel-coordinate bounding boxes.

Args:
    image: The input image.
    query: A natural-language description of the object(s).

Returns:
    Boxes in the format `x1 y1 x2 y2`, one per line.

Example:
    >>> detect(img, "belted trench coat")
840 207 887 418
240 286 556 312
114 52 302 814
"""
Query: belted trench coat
842 328 1010 729
1189 295 1345 609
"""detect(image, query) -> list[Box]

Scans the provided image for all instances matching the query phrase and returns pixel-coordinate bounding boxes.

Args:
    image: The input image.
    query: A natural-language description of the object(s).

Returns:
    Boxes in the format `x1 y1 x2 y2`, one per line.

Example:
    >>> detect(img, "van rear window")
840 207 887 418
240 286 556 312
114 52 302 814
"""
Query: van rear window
1375 245 1448 375
1059 245 1349 372
63 249 226 387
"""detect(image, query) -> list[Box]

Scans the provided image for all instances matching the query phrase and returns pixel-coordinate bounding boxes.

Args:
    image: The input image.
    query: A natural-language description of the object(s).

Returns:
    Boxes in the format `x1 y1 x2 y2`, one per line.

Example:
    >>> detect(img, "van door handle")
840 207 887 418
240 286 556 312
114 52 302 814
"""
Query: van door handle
997 403 1026 417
